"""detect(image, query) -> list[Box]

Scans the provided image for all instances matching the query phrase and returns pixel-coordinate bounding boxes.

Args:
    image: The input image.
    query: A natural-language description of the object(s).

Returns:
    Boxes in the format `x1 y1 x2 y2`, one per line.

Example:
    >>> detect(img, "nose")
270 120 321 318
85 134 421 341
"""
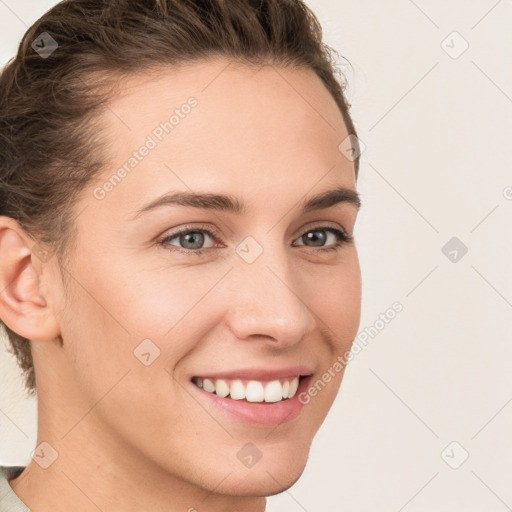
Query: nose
223 249 317 348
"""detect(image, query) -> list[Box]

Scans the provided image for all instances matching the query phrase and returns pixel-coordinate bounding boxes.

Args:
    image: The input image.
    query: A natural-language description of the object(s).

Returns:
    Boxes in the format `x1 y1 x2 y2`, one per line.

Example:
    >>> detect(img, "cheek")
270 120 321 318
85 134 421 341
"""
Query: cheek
56 269 201 436
305 254 362 347
58 256 229 405
124 263 227 334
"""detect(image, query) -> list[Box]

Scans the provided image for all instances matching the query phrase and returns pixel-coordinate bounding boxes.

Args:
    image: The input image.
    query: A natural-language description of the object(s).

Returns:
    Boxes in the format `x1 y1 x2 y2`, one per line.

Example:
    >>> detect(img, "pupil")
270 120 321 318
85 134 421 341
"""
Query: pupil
306 230 325 246
182 232 204 249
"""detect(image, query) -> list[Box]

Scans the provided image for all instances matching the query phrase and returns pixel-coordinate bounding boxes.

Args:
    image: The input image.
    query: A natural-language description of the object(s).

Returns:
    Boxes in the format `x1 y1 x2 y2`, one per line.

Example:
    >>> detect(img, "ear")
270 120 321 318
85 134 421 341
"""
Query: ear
0 216 61 342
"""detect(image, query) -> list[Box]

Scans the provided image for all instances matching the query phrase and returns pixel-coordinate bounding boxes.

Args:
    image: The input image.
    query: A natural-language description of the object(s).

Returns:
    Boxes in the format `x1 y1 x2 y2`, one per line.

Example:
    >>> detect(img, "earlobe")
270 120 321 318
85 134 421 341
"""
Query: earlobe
0 216 61 342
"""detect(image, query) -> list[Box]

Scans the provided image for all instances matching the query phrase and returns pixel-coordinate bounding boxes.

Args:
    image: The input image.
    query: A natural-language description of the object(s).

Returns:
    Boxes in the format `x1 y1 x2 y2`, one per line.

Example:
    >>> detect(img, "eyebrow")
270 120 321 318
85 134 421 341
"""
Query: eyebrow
131 186 361 220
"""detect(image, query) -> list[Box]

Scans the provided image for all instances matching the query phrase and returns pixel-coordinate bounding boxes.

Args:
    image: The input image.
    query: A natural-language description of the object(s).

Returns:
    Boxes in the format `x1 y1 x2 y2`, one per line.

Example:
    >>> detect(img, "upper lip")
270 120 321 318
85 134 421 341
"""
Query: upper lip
191 366 314 381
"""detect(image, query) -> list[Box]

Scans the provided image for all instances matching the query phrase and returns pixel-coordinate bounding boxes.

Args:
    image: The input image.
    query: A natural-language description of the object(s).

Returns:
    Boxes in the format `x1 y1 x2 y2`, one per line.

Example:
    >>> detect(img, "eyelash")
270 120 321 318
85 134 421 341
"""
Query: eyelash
157 223 354 256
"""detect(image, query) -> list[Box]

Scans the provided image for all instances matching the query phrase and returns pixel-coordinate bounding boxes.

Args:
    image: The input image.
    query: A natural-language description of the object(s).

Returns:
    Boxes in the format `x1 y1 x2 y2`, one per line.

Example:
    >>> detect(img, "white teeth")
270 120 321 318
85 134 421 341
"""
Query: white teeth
282 380 290 398
193 376 303 403
203 378 215 393
215 379 230 398
246 381 264 402
264 380 283 403
230 379 246 400
288 377 299 398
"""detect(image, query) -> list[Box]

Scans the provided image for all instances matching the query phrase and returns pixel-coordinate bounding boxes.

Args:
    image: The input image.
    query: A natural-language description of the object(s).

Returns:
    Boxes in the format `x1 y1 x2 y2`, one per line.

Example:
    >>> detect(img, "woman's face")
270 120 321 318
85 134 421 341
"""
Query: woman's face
40 58 361 497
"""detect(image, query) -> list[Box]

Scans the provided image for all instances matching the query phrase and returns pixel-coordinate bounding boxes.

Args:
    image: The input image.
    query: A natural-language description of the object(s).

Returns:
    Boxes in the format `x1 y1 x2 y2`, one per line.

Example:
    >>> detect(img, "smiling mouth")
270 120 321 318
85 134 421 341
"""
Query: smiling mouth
191 376 307 403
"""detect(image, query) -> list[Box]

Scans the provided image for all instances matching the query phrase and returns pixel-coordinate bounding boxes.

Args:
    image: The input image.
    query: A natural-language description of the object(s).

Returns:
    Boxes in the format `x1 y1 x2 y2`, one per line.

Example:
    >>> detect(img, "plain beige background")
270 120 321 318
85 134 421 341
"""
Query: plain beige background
1 1 511 510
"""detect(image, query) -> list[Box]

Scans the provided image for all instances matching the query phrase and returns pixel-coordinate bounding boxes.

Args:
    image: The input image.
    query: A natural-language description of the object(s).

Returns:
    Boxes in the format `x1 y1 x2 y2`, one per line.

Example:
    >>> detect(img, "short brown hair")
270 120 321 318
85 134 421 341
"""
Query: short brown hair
0 0 360 396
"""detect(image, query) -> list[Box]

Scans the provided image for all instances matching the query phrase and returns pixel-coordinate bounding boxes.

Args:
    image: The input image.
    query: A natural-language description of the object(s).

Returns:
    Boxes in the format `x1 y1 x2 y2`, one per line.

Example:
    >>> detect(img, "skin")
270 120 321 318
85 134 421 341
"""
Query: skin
0 58 361 512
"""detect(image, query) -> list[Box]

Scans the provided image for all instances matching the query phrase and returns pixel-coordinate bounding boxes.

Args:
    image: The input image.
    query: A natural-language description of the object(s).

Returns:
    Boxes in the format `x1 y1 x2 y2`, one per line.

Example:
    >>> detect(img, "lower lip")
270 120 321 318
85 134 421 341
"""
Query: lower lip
191 376 312 427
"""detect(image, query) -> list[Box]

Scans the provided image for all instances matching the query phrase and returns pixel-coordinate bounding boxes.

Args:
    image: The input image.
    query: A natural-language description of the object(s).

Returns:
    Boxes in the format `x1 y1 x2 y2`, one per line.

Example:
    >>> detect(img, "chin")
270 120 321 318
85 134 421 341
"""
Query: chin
215 450 310 497
223 468 306 497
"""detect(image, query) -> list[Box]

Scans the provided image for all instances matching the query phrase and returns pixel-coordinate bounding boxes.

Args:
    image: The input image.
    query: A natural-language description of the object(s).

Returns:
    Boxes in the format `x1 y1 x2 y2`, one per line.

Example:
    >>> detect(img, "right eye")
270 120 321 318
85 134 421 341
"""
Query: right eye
158 224 221 256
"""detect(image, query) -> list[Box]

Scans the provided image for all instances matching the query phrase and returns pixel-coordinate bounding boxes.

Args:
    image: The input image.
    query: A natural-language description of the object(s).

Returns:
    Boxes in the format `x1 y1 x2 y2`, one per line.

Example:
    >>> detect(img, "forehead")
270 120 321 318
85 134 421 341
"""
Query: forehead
88 58 355 219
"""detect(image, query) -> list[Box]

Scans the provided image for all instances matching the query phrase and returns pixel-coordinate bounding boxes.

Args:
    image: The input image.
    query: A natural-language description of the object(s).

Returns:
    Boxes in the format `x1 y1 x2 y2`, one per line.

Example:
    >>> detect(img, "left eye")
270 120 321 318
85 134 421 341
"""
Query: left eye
162 228 217 251
159 225 352 255
294 227 351 249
